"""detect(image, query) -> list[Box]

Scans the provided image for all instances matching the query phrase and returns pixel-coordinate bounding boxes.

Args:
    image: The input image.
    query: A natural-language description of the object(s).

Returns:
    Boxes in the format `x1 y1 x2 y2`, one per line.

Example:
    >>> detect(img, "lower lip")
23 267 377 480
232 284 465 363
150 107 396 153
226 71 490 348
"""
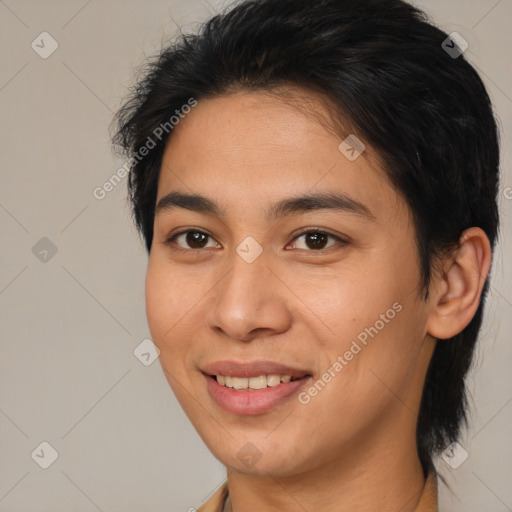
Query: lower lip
204 374 310 415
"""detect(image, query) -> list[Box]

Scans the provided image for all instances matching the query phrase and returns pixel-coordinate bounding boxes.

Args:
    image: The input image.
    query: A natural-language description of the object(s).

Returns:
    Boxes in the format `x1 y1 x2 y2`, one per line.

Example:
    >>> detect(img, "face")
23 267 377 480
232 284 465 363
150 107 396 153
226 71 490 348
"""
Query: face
146 88 436 478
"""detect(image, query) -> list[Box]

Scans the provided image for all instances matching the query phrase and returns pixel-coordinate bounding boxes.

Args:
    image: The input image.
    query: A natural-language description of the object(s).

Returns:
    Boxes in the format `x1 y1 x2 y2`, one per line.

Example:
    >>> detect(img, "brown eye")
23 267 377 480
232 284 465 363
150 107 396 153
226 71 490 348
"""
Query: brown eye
303 232 329 250
166 230 220 250
289 230 344 251
185 231 209 249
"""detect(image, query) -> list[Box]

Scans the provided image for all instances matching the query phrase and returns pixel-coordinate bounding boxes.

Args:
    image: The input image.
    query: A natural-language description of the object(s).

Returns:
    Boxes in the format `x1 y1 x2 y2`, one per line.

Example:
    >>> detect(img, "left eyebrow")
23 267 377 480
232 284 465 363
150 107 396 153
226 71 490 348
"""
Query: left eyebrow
155 190 375 221
266 191 375 221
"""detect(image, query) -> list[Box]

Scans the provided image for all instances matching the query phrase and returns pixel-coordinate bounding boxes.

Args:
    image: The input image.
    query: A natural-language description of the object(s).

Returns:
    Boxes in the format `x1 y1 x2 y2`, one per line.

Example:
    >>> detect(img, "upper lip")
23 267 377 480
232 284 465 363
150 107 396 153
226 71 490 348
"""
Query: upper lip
202 360 311 379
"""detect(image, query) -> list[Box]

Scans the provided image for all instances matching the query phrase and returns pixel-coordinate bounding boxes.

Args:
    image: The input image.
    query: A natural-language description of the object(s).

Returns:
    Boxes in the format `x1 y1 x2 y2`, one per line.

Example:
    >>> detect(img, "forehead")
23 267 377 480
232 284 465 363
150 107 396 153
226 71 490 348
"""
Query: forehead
157 88 405 223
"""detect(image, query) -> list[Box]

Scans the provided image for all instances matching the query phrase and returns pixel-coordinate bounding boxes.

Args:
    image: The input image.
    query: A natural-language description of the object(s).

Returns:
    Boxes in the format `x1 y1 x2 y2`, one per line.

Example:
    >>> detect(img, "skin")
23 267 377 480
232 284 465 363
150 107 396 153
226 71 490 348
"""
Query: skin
145 87 492 512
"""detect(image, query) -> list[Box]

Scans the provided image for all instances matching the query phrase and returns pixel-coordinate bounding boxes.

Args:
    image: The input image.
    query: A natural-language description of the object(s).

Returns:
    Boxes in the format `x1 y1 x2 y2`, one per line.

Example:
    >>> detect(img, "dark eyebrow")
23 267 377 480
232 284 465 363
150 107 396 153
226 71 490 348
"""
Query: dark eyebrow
155 190 375 220
266 191 375 220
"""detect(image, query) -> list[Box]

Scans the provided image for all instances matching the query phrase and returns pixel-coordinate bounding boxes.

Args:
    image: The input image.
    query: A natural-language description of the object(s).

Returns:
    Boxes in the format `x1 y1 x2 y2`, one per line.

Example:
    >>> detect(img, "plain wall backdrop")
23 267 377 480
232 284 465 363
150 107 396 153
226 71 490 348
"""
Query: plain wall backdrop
0 0 511 511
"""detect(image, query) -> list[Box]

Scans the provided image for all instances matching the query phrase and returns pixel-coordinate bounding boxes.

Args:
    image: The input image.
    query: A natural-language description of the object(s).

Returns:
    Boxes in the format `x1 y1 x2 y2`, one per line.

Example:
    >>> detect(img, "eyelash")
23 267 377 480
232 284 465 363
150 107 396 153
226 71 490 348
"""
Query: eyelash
164 228 348 253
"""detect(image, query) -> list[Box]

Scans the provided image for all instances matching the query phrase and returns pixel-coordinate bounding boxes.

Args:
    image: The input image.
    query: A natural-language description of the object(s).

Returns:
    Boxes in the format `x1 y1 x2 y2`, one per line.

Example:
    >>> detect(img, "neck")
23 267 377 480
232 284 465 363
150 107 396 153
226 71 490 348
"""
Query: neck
226 422 426 512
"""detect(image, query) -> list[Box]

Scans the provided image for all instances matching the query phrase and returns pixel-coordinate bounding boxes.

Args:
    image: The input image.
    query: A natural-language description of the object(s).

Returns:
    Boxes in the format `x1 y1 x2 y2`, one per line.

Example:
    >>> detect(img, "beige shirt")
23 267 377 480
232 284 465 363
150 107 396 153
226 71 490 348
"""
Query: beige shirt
197 471 438 512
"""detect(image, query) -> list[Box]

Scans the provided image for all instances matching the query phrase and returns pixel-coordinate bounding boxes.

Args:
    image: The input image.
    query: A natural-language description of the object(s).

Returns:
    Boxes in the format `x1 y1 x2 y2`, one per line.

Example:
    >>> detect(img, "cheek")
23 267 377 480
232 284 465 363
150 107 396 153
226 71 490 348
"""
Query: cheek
293 269 399 346
145 263 168 340
321 300 427 427
145 257 215 381
302 262 424 390
145 257 194 332
145 259 189 355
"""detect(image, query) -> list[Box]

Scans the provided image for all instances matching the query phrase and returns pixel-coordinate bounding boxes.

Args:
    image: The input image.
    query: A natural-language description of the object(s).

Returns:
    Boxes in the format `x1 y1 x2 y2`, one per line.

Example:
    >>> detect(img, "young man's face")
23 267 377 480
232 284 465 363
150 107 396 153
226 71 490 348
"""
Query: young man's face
146 88 437 477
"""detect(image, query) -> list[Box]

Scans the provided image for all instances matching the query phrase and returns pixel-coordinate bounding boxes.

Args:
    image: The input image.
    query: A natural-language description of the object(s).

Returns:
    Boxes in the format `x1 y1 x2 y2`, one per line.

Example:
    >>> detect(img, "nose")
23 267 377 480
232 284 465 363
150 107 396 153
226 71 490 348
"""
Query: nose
207 253 293 342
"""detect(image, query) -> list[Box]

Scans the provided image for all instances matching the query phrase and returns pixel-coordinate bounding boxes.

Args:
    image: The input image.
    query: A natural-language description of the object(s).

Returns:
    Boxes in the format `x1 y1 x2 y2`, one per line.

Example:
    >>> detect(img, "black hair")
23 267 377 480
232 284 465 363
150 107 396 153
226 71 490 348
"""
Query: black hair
112 0 500 476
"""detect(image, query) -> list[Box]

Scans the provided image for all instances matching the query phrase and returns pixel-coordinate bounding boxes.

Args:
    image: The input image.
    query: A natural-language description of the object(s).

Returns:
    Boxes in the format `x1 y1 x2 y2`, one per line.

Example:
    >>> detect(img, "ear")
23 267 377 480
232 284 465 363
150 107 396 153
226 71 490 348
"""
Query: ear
426 227 493 340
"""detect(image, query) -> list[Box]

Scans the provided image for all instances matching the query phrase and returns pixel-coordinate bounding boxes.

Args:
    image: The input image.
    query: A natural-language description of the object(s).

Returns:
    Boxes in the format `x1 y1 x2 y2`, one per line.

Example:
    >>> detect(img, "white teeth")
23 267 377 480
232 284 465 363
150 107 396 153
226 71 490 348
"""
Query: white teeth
267 374 281 387
215 374 300 389
232 377 249 389
248 375 267 389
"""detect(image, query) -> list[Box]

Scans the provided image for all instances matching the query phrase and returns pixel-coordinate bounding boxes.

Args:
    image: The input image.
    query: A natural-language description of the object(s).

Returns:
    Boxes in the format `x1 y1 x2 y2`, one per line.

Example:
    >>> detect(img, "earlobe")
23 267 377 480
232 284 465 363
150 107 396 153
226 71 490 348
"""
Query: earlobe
426 227 492 340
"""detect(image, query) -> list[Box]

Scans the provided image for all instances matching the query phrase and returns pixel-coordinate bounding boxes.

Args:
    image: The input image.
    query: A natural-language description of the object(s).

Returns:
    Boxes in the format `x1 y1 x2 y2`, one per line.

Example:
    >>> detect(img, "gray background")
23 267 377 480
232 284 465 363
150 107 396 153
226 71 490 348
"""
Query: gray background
0 0 511 511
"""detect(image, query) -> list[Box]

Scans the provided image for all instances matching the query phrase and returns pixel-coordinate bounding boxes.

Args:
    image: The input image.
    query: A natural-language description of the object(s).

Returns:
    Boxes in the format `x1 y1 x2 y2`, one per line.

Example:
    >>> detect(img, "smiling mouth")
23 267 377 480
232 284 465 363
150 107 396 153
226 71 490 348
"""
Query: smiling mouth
203 366 312 414
208 373 309 391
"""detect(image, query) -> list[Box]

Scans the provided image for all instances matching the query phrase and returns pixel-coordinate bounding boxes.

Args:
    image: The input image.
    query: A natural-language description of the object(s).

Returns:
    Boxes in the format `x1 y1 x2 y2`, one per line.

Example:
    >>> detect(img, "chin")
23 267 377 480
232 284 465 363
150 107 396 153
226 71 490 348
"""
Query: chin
204 435 305 477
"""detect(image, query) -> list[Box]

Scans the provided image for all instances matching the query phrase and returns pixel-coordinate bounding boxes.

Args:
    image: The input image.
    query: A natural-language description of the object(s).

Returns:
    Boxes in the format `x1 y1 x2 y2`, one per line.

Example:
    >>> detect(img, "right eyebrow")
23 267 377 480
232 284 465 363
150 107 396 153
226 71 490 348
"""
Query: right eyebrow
155 191 225 217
